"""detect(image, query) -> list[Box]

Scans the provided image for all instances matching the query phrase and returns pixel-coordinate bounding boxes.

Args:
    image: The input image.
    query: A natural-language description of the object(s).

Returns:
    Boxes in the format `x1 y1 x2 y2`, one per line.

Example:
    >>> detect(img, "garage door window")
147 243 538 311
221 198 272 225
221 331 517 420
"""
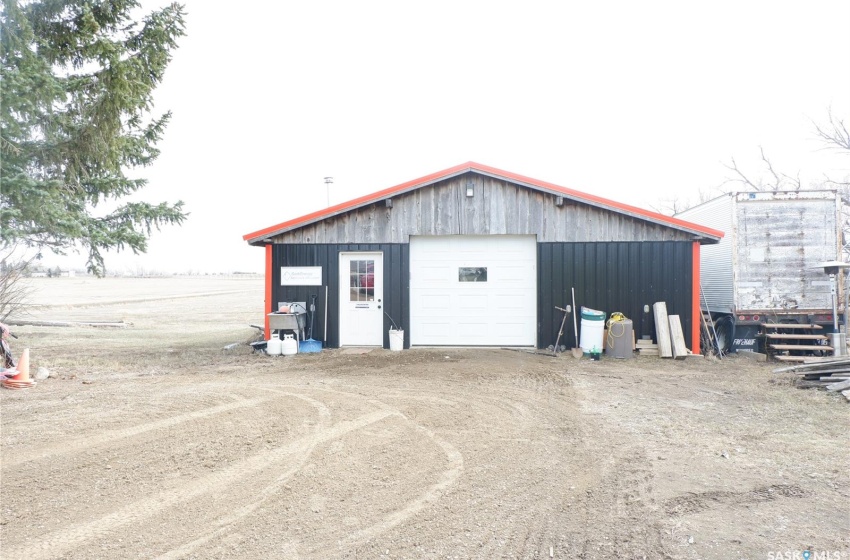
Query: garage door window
349 260 375 301
459 267 487 282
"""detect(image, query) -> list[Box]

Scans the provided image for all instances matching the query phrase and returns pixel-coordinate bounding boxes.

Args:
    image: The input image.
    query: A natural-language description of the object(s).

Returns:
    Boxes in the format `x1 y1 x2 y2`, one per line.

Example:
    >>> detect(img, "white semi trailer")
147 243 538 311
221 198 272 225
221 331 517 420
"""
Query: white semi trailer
677 190 843 355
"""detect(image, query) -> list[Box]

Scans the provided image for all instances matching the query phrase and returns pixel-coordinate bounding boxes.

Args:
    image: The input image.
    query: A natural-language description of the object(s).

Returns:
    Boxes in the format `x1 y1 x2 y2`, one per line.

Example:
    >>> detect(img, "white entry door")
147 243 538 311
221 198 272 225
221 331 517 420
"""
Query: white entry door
410 235 537 346
339 252 384 346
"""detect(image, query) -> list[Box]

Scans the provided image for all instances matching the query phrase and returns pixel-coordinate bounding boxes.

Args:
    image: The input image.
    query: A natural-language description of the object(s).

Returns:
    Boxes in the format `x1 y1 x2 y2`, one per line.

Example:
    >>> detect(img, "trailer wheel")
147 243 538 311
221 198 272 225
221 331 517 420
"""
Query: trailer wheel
713 316 734 355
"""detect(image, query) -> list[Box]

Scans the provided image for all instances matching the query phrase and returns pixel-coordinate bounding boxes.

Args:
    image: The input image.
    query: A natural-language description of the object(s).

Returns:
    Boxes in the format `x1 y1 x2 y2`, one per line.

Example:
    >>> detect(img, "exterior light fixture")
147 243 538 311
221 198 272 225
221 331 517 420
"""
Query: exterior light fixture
466 182 474 197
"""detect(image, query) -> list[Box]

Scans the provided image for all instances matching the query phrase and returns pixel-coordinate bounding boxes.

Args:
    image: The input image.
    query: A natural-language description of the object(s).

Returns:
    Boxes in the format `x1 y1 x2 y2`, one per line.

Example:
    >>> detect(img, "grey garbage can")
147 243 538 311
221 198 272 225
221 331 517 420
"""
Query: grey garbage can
606 319 634 359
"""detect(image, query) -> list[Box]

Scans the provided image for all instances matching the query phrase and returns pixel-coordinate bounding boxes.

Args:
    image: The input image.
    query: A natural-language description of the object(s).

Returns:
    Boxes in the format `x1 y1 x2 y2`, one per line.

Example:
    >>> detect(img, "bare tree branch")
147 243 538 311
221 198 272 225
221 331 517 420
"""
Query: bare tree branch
652 187 723 215
813 108 850 152
782 169 802 191
0 243 37 322
724 148 802 192
760 146 783 190
723 156 762 190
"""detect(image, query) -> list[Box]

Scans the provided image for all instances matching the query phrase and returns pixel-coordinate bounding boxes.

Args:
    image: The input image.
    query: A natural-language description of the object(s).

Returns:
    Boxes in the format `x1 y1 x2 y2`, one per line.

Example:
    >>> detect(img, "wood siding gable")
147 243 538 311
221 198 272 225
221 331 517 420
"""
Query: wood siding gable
269 173 695 244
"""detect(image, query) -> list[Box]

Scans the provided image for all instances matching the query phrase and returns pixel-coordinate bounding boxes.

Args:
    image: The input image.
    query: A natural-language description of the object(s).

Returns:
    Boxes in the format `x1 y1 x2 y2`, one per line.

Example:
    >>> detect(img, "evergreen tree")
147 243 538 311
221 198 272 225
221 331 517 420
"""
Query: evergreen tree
0 0 187 275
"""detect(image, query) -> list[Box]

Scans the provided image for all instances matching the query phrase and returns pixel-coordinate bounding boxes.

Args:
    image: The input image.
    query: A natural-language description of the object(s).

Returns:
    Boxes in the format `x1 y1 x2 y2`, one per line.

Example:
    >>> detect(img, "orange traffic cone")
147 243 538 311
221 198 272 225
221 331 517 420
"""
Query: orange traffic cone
11 348 30 381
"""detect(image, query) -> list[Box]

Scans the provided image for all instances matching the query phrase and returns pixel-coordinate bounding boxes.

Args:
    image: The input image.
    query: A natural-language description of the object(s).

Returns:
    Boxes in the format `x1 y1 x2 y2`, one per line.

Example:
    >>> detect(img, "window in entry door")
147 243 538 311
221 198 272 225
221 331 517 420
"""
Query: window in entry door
349 260 375 302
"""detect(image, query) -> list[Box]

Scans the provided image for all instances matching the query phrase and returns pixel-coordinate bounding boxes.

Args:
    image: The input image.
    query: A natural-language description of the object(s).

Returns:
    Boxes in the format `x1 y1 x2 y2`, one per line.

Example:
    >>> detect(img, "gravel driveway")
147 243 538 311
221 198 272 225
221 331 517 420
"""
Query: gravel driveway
1 277 847 559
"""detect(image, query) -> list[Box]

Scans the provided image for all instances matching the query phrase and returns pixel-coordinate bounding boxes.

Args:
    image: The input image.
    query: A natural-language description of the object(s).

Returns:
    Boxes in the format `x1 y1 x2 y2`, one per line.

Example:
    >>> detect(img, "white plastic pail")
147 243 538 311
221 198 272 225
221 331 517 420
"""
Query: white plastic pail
389 329 404 351
579 307 605 355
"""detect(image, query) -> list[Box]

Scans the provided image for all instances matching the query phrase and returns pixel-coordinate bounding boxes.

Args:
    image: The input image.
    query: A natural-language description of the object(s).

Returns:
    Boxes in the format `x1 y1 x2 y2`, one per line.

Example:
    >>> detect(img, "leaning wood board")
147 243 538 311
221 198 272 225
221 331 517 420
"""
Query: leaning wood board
668 315 688 359
653 302 673 358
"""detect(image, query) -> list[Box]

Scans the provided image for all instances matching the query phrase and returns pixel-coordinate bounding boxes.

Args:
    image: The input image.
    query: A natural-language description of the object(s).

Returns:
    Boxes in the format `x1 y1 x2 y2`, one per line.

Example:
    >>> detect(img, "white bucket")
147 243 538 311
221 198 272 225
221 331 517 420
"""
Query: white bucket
579 308 605 355
389 329 404 351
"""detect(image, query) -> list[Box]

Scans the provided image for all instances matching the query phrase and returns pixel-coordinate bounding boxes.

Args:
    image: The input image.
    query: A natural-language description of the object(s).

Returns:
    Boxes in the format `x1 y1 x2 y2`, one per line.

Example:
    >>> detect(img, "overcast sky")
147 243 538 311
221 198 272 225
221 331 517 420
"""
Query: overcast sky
43 0 850 274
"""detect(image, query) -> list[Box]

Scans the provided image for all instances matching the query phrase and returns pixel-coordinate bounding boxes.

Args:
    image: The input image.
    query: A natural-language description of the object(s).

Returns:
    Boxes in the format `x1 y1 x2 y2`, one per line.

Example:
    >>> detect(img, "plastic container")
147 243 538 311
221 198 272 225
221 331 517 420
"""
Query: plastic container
389 329 404 351
281 334 298 355
580 307 605 355
266 333 282 355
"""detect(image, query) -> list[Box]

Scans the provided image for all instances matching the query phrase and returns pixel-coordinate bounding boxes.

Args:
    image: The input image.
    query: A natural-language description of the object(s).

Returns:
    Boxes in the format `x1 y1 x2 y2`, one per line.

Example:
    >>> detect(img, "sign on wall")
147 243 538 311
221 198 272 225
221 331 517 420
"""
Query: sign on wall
280 266 323 286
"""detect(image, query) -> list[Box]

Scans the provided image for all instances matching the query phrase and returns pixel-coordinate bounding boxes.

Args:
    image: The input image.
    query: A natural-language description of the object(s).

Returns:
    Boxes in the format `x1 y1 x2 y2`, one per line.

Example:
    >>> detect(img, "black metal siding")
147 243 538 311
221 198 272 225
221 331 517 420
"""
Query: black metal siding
537 242 693 350
273 240 691 350
272 244 410 349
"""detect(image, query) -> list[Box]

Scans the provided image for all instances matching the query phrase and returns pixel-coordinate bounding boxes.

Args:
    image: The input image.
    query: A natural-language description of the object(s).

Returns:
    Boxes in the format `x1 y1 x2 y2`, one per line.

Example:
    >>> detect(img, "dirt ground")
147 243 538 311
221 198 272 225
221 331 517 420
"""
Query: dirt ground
1 277 848 560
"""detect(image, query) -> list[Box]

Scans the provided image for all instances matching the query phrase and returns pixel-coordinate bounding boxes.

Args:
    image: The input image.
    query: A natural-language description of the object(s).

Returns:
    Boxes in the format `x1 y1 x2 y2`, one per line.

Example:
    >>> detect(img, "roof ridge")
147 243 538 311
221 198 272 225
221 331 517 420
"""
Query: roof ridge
243 162 724 243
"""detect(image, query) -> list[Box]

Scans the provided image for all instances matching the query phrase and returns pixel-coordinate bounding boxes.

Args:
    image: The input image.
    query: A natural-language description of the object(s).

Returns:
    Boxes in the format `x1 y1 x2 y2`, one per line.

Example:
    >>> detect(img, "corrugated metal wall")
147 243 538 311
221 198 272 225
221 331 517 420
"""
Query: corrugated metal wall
274 241 692 350
272 244 410 349
676 195 735 314
537 242 694 350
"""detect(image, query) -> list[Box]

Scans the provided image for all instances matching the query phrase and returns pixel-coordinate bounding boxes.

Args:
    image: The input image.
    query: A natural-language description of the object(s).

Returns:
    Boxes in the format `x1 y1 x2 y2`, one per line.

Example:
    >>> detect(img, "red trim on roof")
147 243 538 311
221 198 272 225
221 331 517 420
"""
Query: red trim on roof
243 162 724 243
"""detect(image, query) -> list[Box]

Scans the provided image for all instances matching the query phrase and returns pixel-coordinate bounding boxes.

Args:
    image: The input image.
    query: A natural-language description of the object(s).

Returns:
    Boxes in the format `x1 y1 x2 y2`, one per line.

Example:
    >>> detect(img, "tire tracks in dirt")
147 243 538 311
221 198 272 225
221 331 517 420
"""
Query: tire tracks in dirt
158 386 465 559
5 392 353 560
151 388 332 560
663 483 806 516
310 384 573 557
3 395 272 468
267 386 467 557
327 413 464 555
156 388 464 560
9 387 464 560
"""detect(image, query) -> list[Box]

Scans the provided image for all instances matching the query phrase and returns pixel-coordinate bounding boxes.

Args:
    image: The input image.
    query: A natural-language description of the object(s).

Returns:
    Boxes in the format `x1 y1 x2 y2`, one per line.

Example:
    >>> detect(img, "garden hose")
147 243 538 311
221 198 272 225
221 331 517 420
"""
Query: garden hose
606 312 628 348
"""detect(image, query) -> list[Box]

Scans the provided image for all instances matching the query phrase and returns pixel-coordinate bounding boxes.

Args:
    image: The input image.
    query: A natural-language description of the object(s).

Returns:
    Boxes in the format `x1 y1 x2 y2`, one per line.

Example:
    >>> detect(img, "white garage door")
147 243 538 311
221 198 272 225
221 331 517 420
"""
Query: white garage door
410 235 537 346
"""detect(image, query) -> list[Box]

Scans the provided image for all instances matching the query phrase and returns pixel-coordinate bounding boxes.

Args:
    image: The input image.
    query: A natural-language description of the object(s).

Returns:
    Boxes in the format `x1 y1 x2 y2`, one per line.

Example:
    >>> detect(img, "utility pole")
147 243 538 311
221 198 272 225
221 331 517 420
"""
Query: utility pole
324 177 333 207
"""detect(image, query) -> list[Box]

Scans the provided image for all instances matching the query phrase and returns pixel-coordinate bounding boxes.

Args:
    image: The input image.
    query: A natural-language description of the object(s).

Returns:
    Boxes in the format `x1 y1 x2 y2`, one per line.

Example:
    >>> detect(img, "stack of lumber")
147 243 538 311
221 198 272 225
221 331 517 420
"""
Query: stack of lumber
636 339 659 356
773 357 850 401
652 302 690 359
